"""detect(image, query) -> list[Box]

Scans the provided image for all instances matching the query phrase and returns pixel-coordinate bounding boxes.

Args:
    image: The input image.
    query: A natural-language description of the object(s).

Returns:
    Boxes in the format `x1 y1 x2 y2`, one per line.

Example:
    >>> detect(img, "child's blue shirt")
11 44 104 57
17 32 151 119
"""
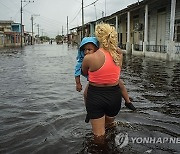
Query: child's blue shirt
74 37 99 77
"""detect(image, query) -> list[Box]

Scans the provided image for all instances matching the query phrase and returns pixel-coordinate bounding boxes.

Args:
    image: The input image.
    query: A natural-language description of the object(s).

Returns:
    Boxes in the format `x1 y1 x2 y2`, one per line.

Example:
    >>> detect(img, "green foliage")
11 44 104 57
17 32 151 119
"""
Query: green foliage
55 35 63 41
39 36 50 41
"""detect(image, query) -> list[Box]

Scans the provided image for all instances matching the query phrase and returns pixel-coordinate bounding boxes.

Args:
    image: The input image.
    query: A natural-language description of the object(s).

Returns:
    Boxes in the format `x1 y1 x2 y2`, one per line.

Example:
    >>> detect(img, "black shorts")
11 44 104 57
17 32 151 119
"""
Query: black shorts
86 84 122 120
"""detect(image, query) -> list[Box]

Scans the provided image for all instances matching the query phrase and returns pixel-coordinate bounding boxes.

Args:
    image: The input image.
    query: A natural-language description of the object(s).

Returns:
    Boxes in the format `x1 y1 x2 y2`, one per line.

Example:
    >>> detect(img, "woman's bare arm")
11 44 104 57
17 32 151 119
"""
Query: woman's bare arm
82 55 90 76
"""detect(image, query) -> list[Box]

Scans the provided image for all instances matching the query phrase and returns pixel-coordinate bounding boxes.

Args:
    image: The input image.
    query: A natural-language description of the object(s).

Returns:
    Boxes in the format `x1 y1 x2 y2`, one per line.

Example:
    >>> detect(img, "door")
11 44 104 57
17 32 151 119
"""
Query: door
133 31 139 44
157 12 166 45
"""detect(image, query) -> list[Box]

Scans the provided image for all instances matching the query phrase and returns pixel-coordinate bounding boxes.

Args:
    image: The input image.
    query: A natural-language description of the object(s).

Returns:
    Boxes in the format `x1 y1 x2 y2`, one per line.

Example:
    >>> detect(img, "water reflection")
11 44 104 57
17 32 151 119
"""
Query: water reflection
0 44 179 153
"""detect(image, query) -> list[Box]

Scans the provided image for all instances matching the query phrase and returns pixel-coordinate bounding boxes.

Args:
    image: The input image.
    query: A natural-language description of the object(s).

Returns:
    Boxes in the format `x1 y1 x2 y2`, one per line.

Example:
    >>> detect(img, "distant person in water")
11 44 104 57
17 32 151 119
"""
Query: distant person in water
74 36 136 123
49 39 52 44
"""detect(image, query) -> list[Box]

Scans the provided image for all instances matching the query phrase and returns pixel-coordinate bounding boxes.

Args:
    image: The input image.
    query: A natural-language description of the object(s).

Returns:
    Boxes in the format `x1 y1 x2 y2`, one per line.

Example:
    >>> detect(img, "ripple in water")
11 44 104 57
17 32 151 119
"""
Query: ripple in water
0 44 179 154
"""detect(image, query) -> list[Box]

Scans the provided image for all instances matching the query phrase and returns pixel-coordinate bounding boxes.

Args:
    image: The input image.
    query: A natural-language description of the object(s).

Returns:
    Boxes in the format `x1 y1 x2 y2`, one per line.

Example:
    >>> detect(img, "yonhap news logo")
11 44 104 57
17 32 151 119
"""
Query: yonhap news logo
115 133 180 148
115 133 129 148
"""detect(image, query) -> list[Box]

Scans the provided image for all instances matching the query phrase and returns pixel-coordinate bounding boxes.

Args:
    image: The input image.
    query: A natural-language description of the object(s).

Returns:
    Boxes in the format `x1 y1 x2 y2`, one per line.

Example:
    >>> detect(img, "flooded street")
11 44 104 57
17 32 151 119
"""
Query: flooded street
0 43 179 154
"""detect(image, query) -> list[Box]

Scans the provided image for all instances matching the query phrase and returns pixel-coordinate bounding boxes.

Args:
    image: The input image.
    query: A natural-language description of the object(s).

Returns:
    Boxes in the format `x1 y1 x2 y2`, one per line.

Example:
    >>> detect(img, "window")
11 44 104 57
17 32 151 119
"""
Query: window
0 27 4 31
175 20 180 42
177 26 180 42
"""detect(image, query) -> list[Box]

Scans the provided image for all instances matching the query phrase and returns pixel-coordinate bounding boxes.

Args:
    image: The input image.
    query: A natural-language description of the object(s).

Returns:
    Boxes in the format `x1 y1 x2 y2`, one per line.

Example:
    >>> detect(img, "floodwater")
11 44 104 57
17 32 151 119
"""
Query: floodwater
0 43 179 154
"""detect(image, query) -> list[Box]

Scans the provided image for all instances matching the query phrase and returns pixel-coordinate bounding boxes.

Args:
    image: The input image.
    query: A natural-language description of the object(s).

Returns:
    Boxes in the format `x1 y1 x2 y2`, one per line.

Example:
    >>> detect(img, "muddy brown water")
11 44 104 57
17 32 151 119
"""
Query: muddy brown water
0 43 179 153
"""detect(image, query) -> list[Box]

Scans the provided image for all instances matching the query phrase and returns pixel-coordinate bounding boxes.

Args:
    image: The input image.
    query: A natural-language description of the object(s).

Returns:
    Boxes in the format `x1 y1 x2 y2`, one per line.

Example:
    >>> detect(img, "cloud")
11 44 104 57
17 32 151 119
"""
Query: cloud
0 0 141 37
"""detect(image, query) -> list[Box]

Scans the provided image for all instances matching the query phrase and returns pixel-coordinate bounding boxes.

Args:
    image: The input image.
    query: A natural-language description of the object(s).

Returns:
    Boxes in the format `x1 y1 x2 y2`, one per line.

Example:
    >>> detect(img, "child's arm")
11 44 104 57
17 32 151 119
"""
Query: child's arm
75 76 82 92
75 49 84 77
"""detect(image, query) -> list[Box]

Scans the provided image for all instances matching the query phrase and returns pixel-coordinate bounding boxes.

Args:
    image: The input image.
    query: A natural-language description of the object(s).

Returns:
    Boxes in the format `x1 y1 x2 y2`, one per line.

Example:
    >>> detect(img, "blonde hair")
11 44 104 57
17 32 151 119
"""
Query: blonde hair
95 23 121 66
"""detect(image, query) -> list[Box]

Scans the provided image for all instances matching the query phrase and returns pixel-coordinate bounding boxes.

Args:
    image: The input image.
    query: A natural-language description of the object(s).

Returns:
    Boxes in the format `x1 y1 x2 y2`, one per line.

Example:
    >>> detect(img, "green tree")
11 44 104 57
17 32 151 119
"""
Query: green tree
39 36 50 42
56 35 63 41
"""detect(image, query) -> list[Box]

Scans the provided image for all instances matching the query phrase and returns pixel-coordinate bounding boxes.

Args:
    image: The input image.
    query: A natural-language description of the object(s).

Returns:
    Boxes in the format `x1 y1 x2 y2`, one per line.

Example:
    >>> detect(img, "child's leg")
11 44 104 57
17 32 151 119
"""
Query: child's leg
119 79 130 103
119 79 136 111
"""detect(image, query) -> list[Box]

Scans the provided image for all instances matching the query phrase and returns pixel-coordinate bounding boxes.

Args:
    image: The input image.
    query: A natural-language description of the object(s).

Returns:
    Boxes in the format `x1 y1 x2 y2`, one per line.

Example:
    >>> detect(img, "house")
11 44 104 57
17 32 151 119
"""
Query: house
69 21 96 43
0 20 28 48
24 31 33 45
69 26 82 44
0 20 20 47
0 20 13 48
0 31 4 48
70 0 180 61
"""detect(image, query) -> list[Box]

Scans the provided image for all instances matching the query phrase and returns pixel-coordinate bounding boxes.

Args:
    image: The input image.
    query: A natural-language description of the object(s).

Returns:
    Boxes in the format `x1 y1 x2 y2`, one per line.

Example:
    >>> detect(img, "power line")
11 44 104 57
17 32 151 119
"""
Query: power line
69 0 99 24
0 1 15 11
23 9 65 25
69 8 82 24
84 0 99 8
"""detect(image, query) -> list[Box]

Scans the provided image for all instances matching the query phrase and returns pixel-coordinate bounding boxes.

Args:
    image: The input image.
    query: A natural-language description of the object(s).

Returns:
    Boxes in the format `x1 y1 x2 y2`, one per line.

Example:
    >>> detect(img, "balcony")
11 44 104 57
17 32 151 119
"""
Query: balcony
134 44 143 51
175 46 180 54
146 45 167 53
119 43 126 50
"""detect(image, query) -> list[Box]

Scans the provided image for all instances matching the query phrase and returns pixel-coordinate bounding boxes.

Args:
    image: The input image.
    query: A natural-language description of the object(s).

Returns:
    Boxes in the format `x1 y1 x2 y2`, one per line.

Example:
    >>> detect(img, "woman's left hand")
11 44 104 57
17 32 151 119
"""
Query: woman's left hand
116 47 123 67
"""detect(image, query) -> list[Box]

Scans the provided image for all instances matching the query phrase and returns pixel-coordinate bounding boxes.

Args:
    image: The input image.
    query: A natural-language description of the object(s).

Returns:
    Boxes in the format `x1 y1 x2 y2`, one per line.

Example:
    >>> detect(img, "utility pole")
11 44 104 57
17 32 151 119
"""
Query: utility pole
67 16 68 42
41 29 44 36
37 24 40 43
20 0 34 47
82 0 84 39
105 0 106 17
20 0 23 47
31 14 40 45
37 24 40 37
94 4 97 20
62 26 63 36
102 11 104 18
31 15 33 45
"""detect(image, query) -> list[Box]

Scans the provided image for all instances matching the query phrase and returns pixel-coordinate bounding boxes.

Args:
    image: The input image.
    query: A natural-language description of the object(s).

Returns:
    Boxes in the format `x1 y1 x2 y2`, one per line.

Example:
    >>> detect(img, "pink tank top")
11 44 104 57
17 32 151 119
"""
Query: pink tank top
88 48 121 84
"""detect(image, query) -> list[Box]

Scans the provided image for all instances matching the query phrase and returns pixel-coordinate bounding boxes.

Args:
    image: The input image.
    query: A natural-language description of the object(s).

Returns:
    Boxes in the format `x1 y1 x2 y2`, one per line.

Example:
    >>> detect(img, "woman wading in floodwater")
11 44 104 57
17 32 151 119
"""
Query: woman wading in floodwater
82 23 123 143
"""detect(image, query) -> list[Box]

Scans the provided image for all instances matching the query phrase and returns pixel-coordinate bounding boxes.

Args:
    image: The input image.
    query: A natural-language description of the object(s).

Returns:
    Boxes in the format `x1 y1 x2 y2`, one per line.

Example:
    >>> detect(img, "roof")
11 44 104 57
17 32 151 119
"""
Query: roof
12 23 21 26
4 31 20 35
0 20 14 24
70 0 159 30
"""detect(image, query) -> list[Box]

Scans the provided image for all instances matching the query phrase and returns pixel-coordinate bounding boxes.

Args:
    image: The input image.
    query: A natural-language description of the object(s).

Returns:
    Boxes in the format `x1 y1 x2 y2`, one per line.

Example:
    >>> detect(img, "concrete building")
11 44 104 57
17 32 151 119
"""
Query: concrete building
70 0 180 61
0 20 21 47
0 20 32 48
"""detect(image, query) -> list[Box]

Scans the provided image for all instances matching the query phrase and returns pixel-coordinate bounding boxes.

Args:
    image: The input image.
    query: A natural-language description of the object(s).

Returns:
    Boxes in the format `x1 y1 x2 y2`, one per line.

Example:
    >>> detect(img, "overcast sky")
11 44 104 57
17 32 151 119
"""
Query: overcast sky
0 0 141 38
